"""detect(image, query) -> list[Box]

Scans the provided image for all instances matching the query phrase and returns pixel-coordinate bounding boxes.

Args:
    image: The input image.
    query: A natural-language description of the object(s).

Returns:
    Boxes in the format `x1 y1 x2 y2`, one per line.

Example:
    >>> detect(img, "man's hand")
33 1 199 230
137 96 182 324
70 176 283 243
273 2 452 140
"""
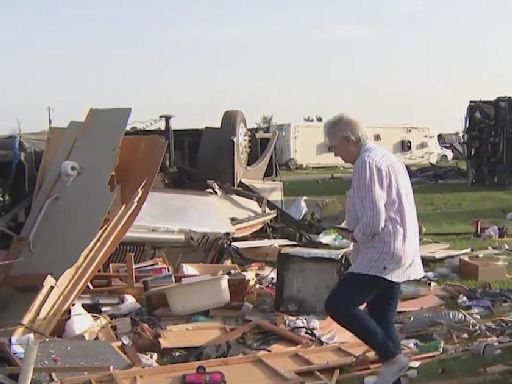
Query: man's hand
336 228 354 241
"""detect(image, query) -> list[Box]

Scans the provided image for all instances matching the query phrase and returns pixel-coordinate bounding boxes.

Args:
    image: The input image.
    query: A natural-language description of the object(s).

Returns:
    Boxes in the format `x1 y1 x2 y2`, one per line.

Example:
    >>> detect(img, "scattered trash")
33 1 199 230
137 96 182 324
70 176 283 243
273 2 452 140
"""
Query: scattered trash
63 303 96 339
286 196 308 220
316 228 352 249
0 107 508 383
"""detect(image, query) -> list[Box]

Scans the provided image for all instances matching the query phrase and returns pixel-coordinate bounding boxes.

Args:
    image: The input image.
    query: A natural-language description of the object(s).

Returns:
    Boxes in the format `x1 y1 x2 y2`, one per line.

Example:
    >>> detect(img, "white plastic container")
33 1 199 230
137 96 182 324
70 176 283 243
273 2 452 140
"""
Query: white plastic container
152 275 231 315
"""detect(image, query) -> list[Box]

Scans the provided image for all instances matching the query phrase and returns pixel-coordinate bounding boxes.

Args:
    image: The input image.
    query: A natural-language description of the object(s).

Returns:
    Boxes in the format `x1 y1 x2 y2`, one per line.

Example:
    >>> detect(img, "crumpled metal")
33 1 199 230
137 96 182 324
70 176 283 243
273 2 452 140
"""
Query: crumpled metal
402 310 474 334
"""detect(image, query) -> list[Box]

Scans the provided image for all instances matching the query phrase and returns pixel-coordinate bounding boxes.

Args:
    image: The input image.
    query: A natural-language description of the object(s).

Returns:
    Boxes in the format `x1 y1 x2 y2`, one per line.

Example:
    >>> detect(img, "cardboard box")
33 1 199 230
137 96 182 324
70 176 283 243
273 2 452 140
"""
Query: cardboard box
459 257 508 281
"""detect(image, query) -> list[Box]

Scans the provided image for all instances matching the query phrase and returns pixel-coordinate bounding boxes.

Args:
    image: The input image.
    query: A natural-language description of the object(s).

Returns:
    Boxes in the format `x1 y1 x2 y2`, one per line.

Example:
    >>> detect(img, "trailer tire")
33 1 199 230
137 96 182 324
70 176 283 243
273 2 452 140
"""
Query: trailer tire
220 110 249 165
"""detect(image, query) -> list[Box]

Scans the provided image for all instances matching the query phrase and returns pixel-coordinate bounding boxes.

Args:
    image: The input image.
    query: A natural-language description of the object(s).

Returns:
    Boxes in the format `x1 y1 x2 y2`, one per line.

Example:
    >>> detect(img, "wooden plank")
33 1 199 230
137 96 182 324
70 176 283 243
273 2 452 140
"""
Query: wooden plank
206 320 308 346
421 248 472 261
13 275 56 337
0 342 21 367
159 328 230 348
1 366 113 374
397 294 445 312
125 253 135 288
419 243 451 253
0 275 57 338
62 373 114 384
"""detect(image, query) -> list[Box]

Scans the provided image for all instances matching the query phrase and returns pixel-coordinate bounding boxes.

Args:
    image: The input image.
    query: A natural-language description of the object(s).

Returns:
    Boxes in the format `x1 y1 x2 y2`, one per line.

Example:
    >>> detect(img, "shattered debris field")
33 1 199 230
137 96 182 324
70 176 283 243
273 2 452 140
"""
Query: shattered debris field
0 109 511 383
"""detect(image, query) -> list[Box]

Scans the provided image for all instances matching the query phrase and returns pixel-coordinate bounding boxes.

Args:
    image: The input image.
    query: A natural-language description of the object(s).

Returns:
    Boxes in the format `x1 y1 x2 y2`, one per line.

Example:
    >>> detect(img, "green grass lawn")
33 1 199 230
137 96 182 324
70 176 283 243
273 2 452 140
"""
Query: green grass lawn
284 180 511 243
279 166 353 178
284 178 350 196
283 177 512 381
338 346 512 383
284 178 512 288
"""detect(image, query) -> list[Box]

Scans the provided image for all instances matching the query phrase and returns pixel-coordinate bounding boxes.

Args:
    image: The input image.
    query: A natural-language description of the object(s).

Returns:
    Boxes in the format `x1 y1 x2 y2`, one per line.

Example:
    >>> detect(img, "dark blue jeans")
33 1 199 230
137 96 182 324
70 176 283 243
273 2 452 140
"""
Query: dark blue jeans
325 272 401 362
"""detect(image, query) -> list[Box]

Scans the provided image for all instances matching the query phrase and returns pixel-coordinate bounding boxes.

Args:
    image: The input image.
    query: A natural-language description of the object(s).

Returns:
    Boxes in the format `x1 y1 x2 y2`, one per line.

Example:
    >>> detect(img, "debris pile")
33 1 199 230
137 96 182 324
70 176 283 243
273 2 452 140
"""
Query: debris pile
0 109 510 383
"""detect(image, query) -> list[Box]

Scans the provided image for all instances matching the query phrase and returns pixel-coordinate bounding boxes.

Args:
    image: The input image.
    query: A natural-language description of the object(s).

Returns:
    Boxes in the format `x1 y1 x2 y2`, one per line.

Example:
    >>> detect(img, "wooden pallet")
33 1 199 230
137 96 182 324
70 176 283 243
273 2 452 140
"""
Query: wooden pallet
62 342 374 384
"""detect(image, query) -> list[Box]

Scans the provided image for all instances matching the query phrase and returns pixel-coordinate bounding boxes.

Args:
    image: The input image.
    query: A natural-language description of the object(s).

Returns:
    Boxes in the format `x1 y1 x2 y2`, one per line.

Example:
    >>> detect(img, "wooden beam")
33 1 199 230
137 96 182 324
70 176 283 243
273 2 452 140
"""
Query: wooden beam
1 365 113 374
125 253 135 288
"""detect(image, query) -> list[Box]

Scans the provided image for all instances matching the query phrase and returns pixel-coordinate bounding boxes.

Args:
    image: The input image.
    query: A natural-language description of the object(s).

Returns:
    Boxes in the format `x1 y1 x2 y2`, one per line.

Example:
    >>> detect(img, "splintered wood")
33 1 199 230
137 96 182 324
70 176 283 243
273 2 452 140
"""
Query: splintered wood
0 109 166 337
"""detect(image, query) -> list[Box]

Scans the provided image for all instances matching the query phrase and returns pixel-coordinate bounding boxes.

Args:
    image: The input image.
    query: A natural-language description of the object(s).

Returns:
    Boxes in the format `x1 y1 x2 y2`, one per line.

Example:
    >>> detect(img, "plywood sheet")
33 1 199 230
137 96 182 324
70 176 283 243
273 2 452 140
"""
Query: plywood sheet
27 121 83 230
32 339 130 380
33 126 67 198
206 320 308 346
11 109 131 277
421 248 472 261
419 243 451 253
397 294 445 312
159 328 229 348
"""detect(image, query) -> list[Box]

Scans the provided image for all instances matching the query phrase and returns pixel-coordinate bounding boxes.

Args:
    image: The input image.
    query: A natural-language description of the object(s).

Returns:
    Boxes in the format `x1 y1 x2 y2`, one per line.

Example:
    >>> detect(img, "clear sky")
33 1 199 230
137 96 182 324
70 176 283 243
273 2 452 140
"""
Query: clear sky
1 1 511 134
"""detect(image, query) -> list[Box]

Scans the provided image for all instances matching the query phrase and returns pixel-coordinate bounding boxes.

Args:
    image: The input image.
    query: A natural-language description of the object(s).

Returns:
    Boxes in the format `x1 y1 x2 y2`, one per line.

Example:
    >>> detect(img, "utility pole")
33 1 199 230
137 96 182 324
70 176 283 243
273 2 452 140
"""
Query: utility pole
46 106 54 129
15 117 22 135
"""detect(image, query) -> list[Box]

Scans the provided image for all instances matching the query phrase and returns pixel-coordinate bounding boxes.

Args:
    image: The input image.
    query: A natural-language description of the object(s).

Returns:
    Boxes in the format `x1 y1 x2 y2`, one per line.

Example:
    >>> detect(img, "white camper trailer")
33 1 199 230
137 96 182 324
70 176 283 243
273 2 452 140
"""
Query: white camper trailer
271 123 344 168
365 125 453 165
271 123 452 168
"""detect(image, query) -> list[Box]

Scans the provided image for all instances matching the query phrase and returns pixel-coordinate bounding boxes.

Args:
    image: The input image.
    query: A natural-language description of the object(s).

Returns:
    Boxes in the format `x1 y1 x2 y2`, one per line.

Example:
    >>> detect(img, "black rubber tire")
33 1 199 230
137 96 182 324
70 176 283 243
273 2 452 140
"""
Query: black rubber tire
220 110 247 133
220 109 248 167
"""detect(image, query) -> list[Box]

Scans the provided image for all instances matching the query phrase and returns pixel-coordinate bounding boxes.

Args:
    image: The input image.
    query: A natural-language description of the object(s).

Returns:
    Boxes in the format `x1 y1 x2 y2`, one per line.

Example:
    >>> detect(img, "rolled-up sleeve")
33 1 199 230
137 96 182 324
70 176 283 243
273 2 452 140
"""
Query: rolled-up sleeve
352 161 386 243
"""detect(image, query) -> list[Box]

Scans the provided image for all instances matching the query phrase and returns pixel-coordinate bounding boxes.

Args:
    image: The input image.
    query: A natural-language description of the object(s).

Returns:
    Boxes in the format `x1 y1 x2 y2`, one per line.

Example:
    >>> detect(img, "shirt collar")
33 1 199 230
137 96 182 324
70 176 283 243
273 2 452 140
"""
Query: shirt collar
355 143 372 166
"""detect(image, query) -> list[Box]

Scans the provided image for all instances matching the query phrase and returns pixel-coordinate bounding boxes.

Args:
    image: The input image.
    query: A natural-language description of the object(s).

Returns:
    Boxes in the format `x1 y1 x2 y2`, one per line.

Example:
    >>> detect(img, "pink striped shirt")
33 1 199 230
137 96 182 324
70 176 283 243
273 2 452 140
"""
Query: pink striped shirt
344 143 424 282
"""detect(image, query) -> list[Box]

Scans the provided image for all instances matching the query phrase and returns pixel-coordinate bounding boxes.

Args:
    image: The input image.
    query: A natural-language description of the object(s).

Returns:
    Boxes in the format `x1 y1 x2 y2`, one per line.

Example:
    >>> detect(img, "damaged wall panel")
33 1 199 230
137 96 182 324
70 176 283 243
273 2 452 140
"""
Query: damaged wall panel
0 113 166 337
27 135 166 335
8 109 132 278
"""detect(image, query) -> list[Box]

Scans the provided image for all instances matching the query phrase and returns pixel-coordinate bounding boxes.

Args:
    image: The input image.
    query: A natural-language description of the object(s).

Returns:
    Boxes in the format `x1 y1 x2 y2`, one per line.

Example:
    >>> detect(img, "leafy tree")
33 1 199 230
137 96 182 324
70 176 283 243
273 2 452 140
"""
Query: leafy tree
256 115 274 128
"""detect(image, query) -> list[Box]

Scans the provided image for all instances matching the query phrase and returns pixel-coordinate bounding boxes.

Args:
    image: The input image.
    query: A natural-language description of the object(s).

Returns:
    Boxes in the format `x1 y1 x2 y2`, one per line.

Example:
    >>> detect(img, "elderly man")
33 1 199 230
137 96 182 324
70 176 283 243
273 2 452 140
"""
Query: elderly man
324 114 424 384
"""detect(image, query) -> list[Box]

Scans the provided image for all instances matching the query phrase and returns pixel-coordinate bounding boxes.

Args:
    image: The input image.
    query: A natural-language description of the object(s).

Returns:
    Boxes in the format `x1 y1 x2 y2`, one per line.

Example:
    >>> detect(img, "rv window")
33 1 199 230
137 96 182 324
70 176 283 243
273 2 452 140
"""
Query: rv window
401 140 412 152
374 134 382 141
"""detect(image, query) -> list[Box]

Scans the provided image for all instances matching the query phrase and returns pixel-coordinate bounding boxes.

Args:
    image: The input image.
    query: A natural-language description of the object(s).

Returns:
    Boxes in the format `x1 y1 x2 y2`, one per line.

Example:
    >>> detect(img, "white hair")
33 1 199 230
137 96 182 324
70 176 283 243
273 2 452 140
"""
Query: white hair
324 114 367 146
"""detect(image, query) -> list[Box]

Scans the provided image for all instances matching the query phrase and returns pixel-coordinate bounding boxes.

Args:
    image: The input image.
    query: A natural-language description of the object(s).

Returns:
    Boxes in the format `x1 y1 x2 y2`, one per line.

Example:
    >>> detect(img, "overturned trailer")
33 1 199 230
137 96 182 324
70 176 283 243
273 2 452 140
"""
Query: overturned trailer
465 97 512 186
